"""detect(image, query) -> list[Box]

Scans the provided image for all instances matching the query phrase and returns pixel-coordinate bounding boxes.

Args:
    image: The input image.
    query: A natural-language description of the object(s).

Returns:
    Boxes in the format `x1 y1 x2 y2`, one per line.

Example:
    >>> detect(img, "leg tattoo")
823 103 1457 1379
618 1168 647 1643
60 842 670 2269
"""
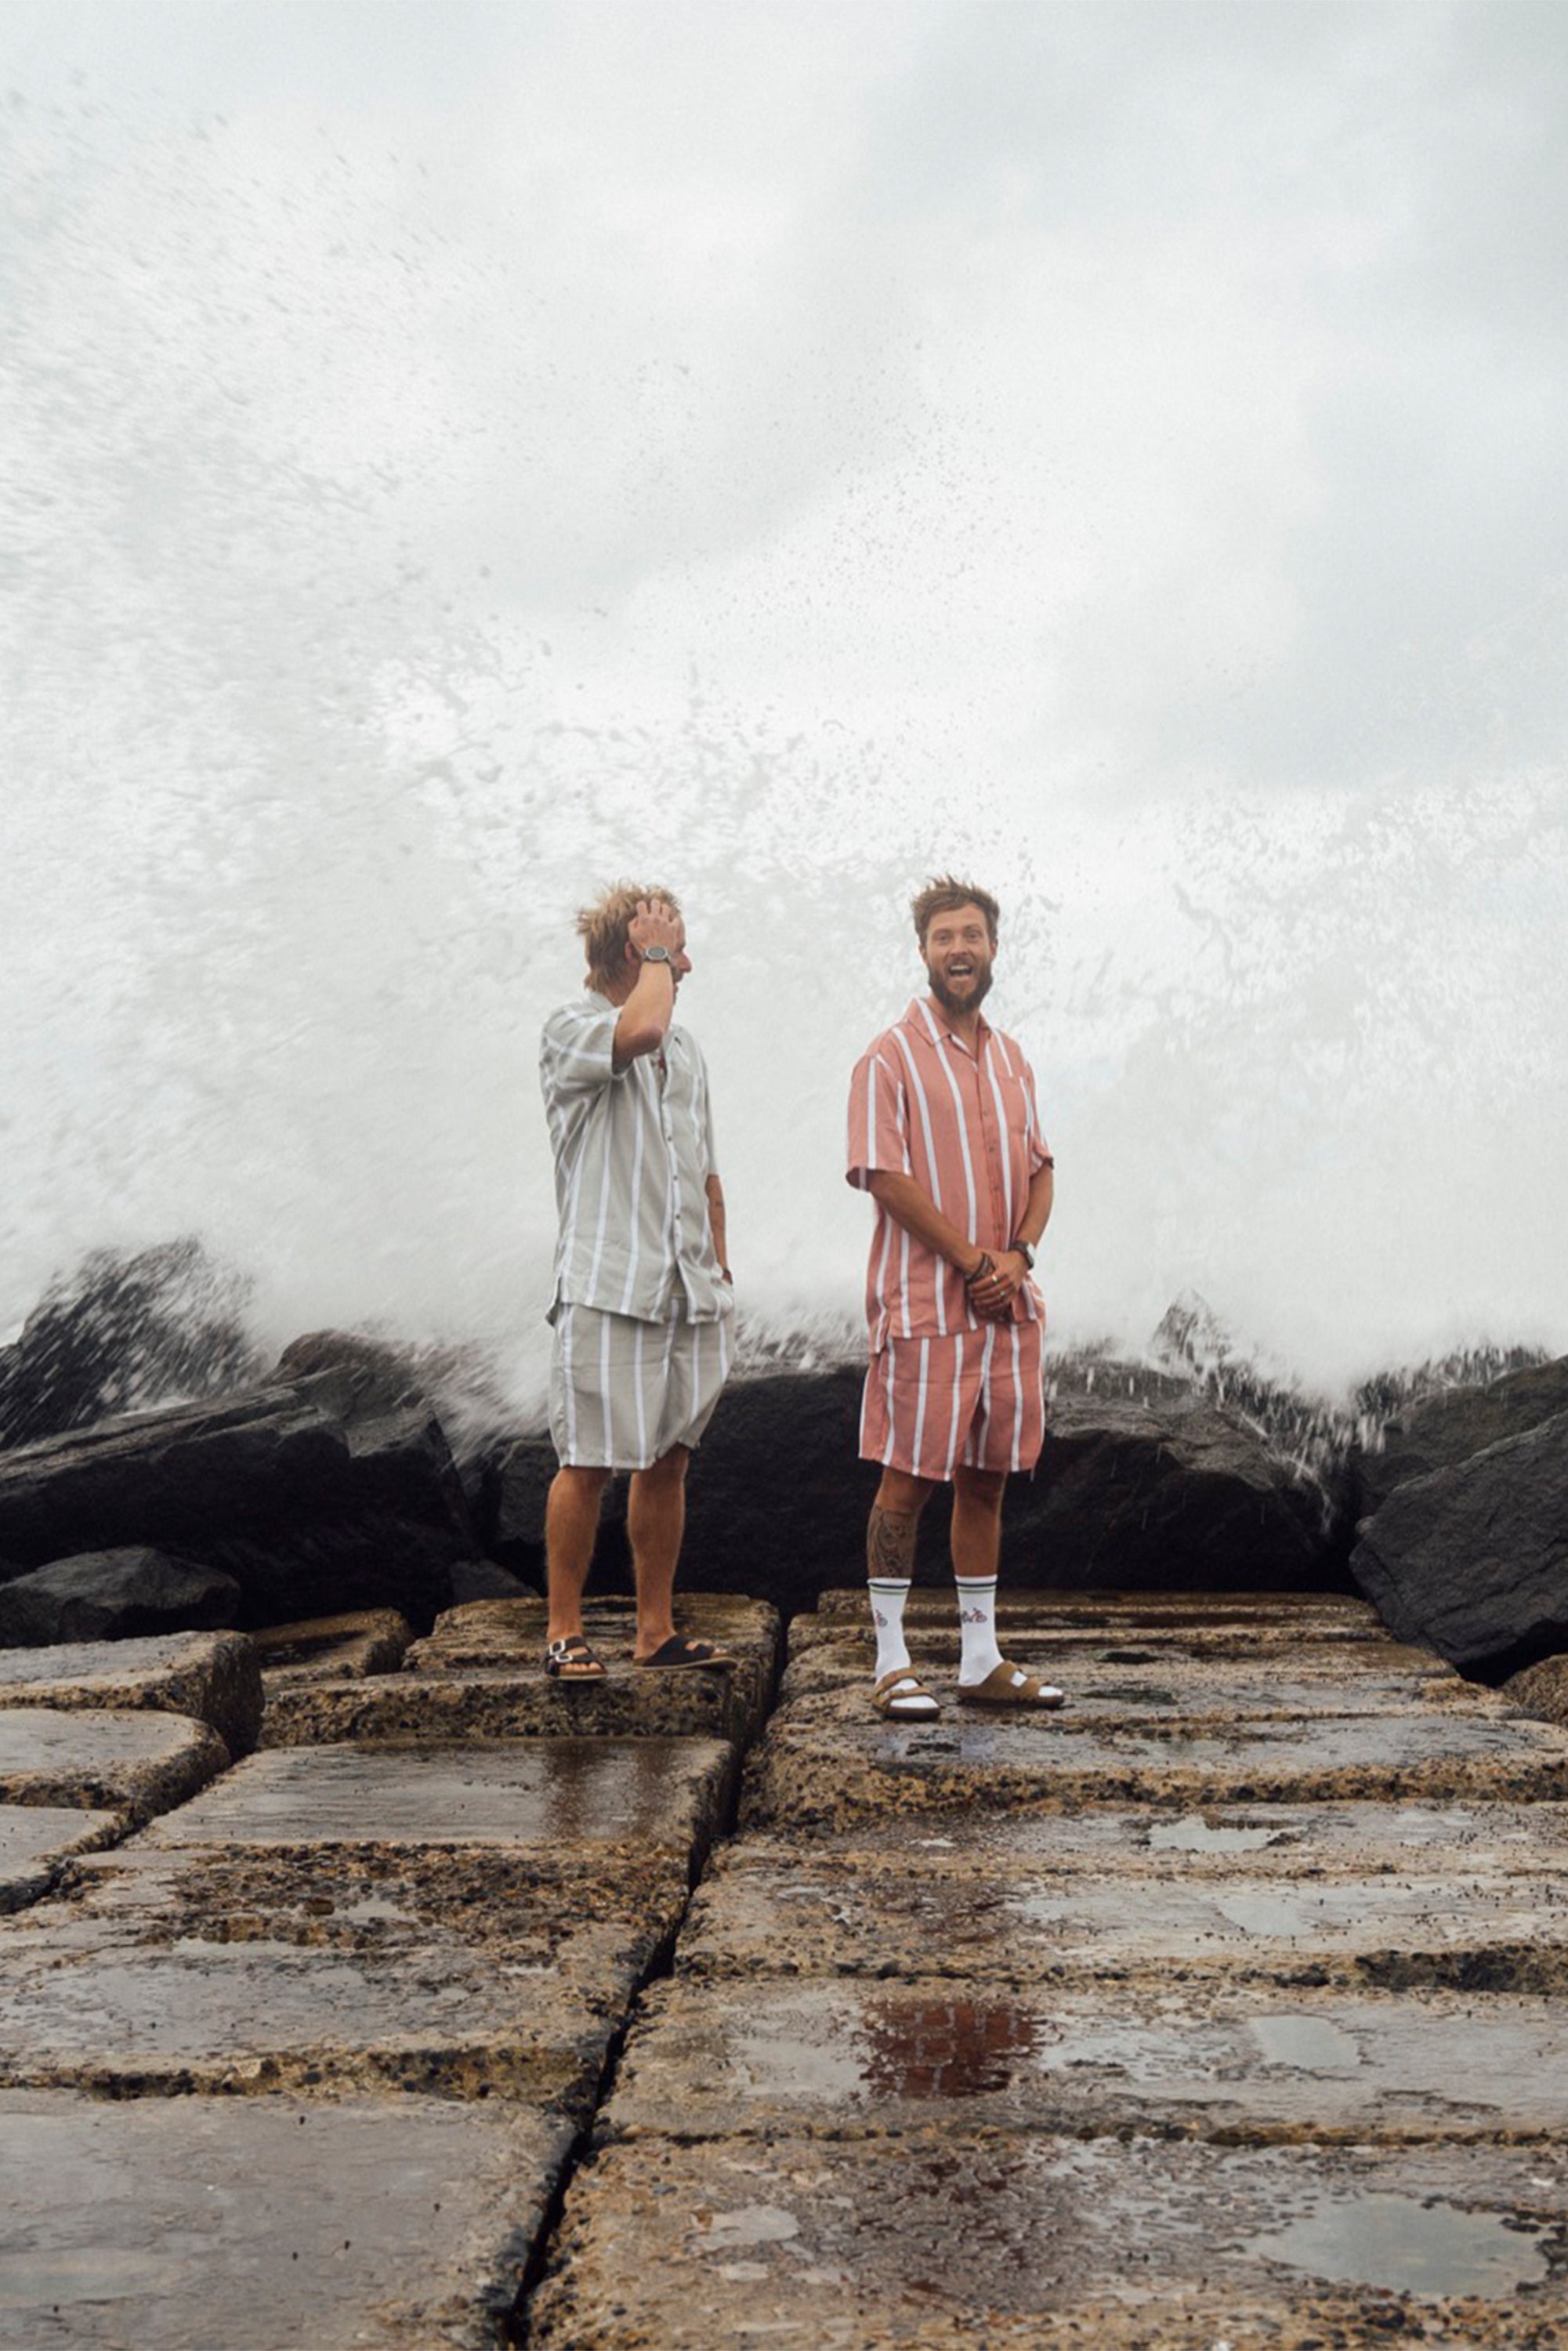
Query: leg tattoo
868 1505 918 1583
867 1505 920 1685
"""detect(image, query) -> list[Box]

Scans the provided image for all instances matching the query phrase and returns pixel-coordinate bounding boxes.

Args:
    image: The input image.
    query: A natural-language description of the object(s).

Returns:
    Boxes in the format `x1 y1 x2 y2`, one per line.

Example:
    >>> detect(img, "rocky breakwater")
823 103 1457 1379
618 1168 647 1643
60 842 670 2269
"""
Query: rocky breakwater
0 1245 1357 1633
487 1349 1348 1621
1350 1354 1568 1679
530 1587 1568 2349
0 1590 780 2347
0 1355 484 1637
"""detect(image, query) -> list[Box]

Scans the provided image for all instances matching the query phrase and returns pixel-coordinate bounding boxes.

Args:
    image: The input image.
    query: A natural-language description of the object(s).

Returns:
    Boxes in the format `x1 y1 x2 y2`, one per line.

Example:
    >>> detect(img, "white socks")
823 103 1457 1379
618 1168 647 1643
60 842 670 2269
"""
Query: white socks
956 1574 1005 1687
869 1578 913 1681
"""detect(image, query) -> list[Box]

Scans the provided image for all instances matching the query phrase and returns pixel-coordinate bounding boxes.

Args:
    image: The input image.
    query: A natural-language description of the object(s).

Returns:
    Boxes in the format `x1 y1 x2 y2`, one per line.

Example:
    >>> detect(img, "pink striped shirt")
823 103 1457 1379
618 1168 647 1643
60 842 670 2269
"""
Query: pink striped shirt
847 998 1052 1345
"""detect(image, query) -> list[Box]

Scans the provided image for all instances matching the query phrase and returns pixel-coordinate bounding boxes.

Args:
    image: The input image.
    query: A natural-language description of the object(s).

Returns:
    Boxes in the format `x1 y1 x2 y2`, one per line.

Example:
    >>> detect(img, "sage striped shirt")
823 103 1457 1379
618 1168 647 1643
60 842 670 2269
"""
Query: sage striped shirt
539 992 730 1326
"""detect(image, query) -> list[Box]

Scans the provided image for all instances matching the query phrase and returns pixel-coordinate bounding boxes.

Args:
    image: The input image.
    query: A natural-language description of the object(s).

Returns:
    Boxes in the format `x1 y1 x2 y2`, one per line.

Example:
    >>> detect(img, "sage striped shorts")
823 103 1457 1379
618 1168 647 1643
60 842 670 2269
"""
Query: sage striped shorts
549 1298 733 1470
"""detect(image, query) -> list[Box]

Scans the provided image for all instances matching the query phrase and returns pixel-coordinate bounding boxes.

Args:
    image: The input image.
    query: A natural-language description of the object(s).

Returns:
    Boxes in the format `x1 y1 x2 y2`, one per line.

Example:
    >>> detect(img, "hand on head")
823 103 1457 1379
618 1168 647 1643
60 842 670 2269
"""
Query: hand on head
626 897 683 965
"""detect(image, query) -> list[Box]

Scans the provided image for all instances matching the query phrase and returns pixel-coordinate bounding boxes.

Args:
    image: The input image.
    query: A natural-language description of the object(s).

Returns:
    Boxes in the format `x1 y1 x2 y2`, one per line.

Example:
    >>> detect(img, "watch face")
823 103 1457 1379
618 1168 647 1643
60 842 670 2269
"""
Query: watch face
643 945 671 962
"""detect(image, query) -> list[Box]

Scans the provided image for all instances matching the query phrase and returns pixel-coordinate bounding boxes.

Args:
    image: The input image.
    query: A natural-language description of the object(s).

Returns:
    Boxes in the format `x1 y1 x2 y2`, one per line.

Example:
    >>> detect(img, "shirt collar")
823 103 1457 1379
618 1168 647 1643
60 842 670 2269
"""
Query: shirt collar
904 996 990 1059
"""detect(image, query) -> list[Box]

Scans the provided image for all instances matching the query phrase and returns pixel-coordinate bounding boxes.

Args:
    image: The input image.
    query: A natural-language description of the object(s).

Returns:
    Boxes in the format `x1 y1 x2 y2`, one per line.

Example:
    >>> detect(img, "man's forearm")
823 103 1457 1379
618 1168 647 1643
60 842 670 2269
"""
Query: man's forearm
705 1173 730 1275
611 962 675 1067
866 1171 983 1275
1015 1164 1054 1251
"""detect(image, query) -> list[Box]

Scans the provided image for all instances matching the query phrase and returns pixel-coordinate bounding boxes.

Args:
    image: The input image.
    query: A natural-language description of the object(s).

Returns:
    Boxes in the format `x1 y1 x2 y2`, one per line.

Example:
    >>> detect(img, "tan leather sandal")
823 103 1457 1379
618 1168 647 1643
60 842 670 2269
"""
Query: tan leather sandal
956 1660 1065 1709
872 1666 941 1719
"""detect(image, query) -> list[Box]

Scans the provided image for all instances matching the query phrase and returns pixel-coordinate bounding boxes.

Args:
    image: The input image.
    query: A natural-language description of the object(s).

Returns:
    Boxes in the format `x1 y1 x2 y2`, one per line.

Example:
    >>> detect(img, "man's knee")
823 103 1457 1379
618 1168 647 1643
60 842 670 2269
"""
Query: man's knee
636 1444 690 1494
550 1464 611 1508
953 1466 1007 1512
875 1467 936 1518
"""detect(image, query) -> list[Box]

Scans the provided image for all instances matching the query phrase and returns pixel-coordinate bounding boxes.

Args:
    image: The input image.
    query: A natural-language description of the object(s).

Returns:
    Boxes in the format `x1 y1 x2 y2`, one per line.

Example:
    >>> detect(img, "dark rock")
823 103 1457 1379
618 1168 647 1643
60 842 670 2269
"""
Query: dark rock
480 1434 629 1589
1355 1355 1568 1518
1014 1380 1339 1592
1349 1408 1568 1674
679 1359 1341 1618
272 1330 434 1417
448 1558 538 1605
0 1549 241 1648
0 1374 477 1632
680 1369 870 1616
0 1240 261 1449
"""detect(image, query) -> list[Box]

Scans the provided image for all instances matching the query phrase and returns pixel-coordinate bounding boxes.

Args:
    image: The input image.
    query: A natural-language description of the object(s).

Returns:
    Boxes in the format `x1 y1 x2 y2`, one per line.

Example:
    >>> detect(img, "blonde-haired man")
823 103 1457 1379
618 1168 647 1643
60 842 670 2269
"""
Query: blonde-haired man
538 886 736 1678
846 875 1063 1718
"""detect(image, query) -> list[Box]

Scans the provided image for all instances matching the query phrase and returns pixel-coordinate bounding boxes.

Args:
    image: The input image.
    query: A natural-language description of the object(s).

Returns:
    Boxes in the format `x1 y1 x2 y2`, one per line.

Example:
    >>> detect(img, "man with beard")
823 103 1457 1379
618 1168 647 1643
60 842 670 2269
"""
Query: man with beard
538 885 737 1680
846 876 1063 1719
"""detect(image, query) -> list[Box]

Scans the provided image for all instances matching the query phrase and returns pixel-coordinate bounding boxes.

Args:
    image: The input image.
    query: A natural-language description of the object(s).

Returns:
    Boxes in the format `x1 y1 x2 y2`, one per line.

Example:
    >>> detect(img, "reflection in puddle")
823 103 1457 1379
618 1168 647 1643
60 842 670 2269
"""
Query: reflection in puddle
856 1997 1039 2101
1247 2012 1361 2070
1146 1814 1277 1853
1246 2190 1550 2297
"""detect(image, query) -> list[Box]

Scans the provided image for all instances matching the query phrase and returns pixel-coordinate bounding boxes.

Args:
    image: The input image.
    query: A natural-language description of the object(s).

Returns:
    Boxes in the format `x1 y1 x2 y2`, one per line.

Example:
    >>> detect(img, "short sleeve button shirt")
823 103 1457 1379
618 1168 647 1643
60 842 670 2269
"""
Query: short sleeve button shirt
540 994 730 1325
846 997 1052 1344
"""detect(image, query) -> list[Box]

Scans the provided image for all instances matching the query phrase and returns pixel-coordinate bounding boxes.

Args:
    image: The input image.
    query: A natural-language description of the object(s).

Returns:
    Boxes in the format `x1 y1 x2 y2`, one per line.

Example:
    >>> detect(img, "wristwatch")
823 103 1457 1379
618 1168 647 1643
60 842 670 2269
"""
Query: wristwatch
640 944 672 965
1010 1238 1035 1270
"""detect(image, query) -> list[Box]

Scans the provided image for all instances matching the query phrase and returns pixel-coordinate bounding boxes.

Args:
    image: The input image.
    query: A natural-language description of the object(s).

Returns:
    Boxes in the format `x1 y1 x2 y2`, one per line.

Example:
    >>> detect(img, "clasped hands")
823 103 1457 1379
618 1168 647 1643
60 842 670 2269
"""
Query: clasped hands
964 1248 1029 1320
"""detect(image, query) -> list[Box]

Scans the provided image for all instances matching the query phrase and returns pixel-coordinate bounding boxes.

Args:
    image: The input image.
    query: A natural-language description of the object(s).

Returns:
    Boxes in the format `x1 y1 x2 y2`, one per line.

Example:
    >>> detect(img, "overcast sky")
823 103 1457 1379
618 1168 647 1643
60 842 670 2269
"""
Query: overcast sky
3 2 1566 1389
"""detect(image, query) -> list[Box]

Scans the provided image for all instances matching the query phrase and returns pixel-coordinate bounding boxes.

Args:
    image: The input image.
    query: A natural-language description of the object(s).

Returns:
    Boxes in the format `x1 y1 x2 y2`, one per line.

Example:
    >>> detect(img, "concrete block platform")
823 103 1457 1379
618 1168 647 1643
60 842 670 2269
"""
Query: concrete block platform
252 1610 413 1686
809 1585 1404 1643
527 2132 1568 2349
261 1594 780 1748
604 1973 1568 2143
136 1735 735 1868
0 1707 229 1822
741 1694 1568 1828
674 1830 1568 1993
0 1629 263 1757
0 1886 657 2103
0 2088 575 2349
777 1640 1505 1719
0 1805 121 1914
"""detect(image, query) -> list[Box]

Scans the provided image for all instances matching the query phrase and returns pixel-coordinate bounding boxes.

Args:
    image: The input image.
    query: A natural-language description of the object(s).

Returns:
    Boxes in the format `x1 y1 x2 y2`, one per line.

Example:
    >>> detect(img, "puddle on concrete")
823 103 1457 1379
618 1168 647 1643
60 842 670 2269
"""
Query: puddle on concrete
689 2205 800 2251
1245 2190 1551 2297
1208 1890 1324 1940
726 1994 1053 2106
1247 2012 1361 2070
1146 1814 1279 1853
0 2249 183 2305
856 1998 1040 2102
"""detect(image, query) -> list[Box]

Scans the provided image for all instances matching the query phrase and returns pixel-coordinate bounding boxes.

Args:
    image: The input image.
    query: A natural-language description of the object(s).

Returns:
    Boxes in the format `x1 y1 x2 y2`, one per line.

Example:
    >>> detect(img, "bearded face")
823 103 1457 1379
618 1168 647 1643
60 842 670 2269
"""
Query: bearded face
922 905 995 1016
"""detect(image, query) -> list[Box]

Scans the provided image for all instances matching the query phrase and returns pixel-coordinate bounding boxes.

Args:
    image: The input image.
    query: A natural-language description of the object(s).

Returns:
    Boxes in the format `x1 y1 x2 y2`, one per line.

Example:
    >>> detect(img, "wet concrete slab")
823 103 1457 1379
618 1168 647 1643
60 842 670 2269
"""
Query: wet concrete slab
791 1625 1437 1683
0 1805 121 1913
262 1595 780 1749
715 1799 1568 1878
0 1742 738 2102
407 1592 773 1674
676 1836 1568 1991
812 1585 1395 1642
0 1879 660 2103
527 2130 1568 2349
254 1609 413 1686
136 1737 734 1867
778 1641 1501 1720
0 2088 575 2349
0 1629 262 1757
742 1692 1568 1828
0 1706 230 1821
605 1974 1568 2145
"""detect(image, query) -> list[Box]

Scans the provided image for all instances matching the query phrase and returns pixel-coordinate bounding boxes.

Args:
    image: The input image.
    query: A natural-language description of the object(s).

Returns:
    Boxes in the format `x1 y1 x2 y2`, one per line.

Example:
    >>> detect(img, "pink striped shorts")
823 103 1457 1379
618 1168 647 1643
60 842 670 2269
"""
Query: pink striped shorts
859 1317 1045 1480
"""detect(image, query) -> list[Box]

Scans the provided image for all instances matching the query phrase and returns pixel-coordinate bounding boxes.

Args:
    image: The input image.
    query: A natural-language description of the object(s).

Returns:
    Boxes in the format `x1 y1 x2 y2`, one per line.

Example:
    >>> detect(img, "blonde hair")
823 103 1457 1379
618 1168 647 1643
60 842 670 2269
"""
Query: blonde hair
576 882 683 994
911 875 999 947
